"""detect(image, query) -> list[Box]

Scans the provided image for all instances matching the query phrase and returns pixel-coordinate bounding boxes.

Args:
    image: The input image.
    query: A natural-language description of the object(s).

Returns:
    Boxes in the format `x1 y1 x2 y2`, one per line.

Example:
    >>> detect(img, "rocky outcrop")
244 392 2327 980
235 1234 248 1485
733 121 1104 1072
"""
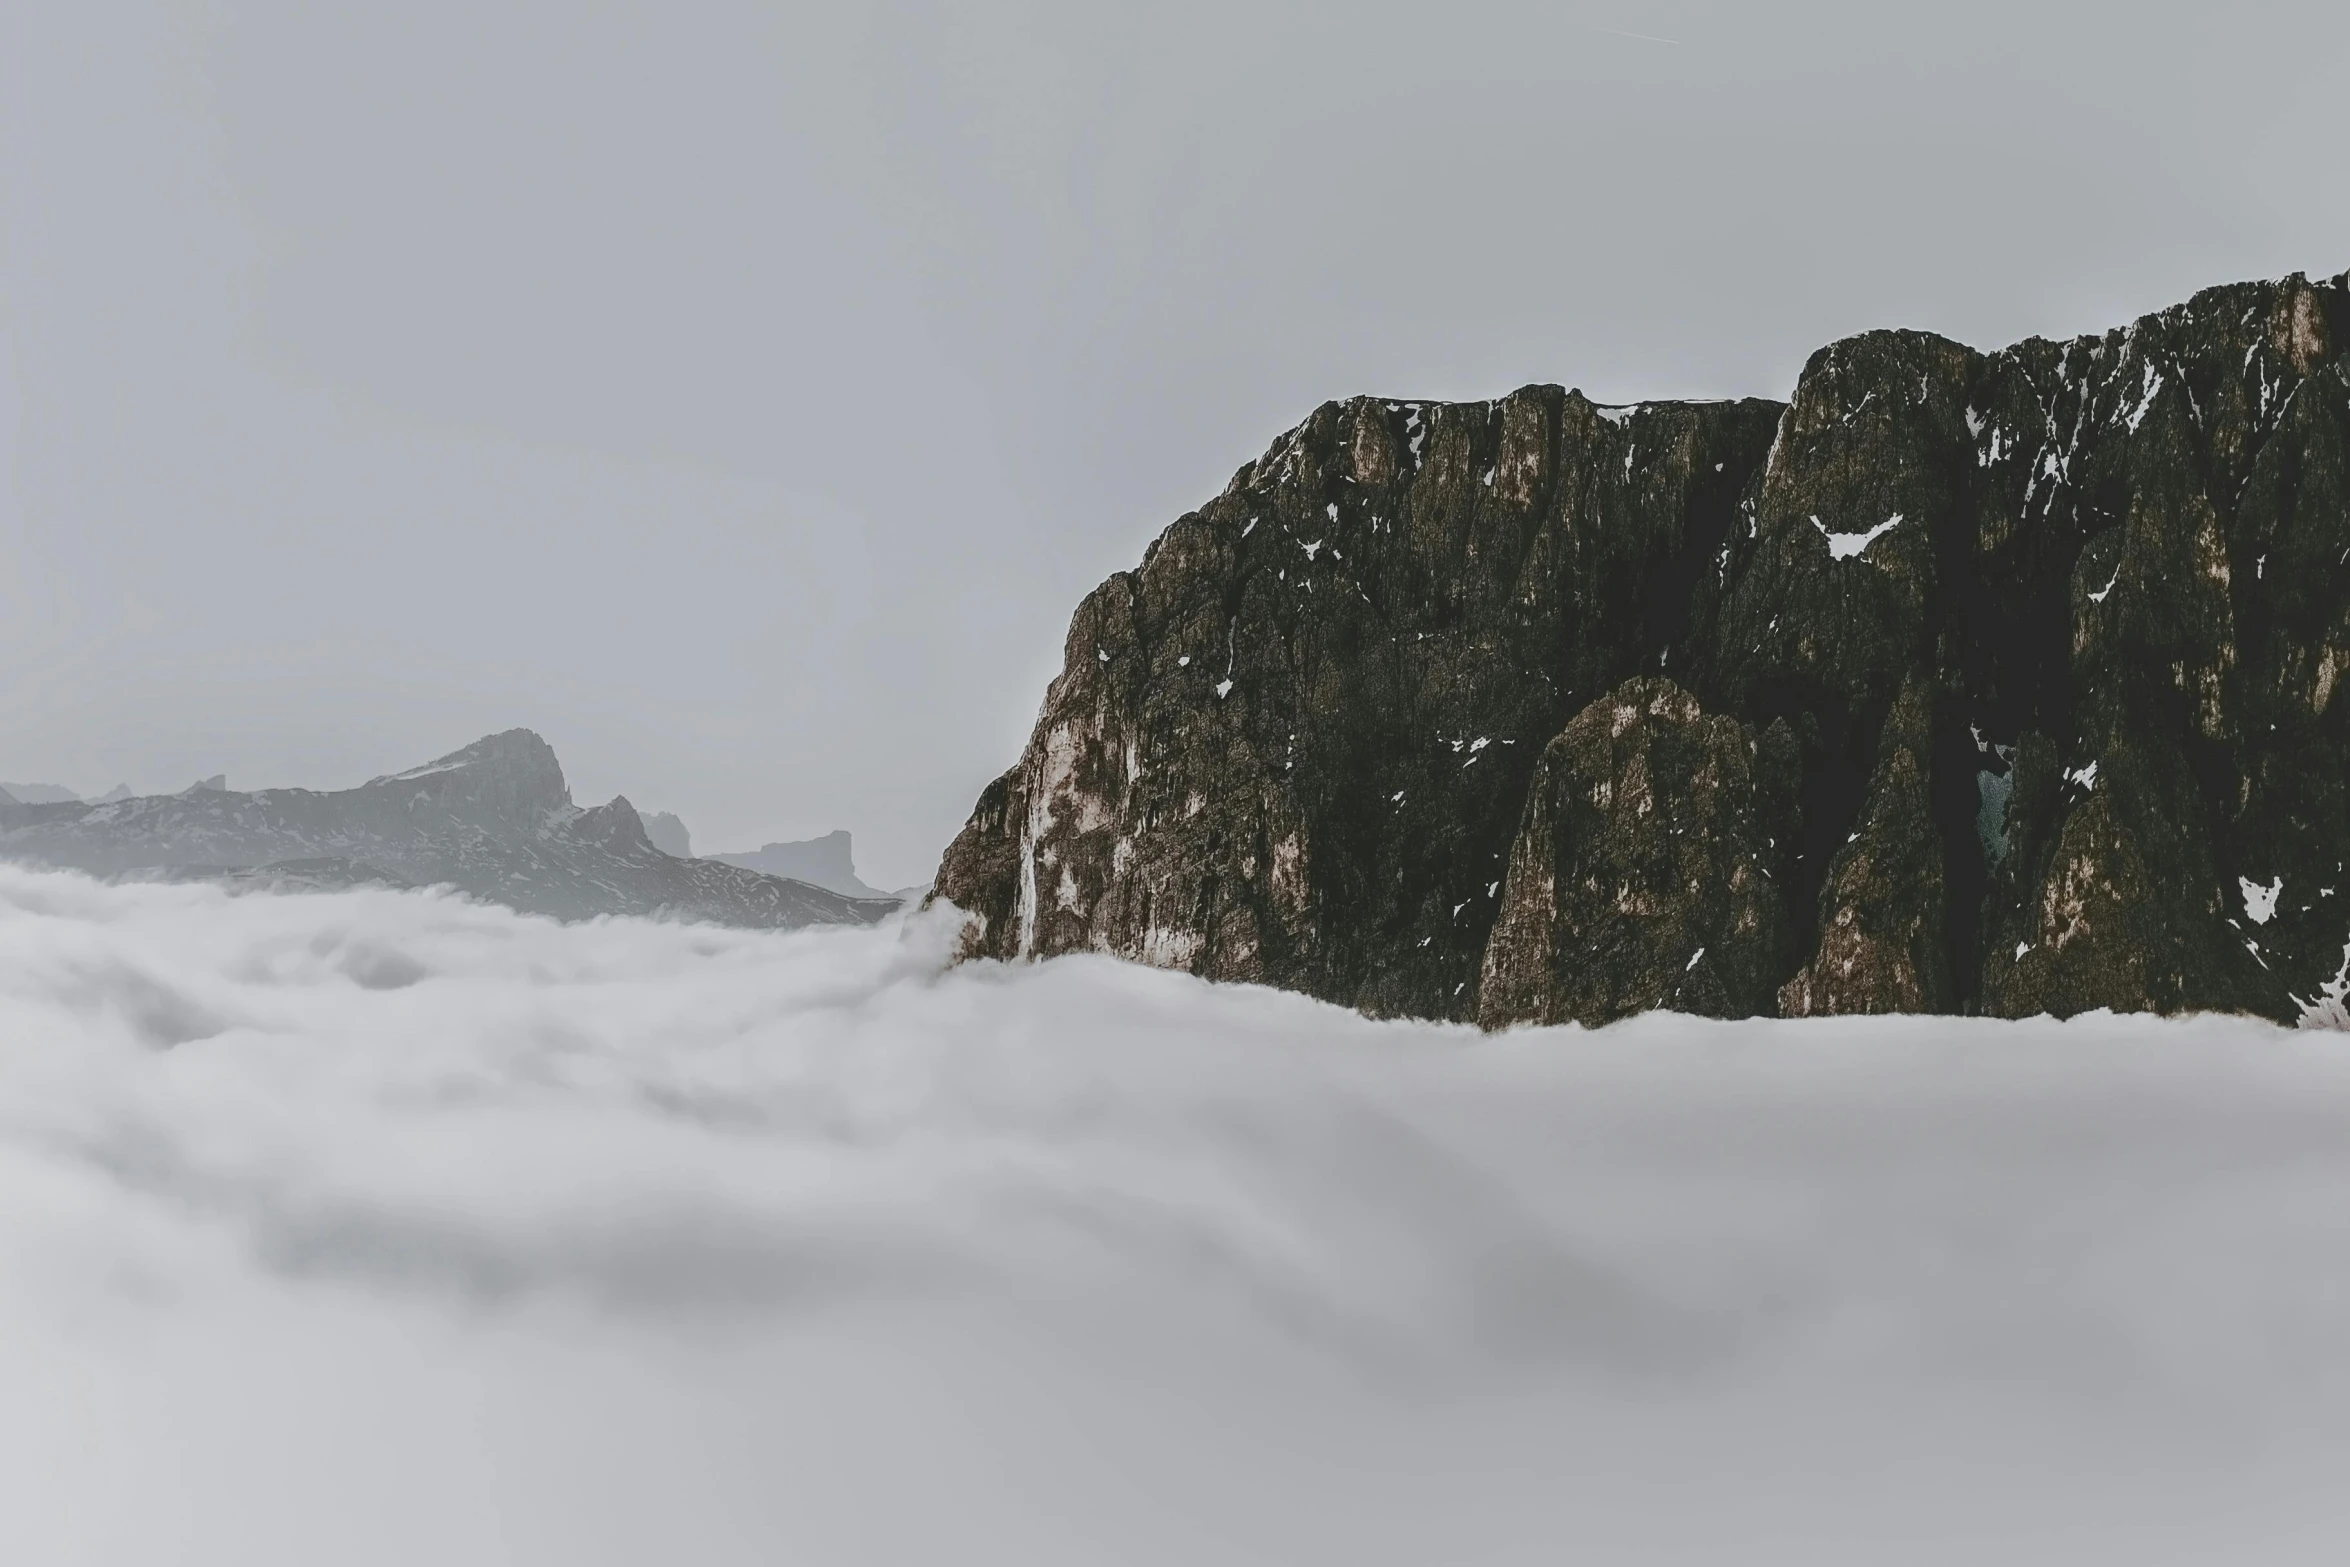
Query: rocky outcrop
934 387 1780 1017
1476 678 1795 1028
1776 675 1952 1017
0 730 898 930
934 268 2350 1026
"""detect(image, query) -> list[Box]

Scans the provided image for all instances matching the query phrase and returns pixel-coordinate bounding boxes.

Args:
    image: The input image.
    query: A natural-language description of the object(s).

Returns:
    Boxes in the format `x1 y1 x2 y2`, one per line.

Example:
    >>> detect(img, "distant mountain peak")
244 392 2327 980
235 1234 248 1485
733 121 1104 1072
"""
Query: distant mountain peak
366 728 570 826
0 731 894 931
709 830 889 899
0 781 136 806
1 782 85 806
635 809 692 858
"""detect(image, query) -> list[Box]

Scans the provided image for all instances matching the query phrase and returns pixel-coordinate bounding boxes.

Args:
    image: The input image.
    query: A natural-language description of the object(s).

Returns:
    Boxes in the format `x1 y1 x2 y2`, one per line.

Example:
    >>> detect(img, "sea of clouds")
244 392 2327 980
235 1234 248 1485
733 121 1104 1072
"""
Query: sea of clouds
2 864 2348 1564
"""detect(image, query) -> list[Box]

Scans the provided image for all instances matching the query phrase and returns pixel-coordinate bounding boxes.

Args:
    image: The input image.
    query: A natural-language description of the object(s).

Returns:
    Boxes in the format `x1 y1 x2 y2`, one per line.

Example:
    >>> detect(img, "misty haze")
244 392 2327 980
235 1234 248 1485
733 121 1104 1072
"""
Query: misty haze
6 1 2350 1563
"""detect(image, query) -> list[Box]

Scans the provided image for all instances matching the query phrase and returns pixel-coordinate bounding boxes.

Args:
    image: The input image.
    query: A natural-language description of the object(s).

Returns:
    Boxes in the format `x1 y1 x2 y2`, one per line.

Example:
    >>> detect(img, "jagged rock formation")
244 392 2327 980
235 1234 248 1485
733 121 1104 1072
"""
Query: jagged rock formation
711 831 892 899
934 269 2350 1026
0 730 899 930
1775 674 1952 1017
1476 678 1795 1028
636 809 692 858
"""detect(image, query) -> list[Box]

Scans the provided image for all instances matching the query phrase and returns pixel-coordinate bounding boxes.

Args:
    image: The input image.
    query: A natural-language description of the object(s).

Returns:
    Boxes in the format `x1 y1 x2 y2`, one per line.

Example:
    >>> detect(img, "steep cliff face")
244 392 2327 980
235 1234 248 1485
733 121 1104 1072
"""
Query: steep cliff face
935 388 1781 1019
936 269 2350 1026
1475 678 1796 1029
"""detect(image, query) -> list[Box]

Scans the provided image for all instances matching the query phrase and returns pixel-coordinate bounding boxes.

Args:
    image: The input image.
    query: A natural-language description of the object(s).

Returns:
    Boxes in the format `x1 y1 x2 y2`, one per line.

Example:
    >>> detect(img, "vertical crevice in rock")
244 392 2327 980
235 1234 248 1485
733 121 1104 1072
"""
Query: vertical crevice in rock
1932 698 1996 1012
1779 675 1953 1015
1478 678 1788 1028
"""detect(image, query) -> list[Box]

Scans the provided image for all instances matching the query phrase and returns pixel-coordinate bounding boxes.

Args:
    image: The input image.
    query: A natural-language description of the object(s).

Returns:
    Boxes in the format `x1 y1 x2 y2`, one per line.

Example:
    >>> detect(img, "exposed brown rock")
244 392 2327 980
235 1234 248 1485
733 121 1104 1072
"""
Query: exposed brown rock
932 389 1780 1019
934 269 2350 1026
1779 676 1952 1016
1477 678 1791 1029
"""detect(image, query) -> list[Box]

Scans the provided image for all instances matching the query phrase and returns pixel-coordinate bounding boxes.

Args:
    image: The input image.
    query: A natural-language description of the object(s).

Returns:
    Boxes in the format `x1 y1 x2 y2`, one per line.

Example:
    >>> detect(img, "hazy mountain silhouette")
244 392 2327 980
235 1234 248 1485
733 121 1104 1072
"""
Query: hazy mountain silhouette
711 830 891 899
0 731 896 929
0 783 84 805
635 809 692 858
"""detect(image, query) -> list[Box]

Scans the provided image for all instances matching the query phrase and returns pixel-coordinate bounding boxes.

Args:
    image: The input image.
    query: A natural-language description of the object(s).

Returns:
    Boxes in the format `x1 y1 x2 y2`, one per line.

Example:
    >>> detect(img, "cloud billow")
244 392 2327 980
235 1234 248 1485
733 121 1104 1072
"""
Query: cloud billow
0 865 2346 1563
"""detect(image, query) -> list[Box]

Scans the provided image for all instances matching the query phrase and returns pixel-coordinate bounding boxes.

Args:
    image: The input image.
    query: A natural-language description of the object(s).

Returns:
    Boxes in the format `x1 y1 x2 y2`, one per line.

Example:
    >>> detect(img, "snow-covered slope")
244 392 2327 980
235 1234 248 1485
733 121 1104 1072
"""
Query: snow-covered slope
0 729 896 929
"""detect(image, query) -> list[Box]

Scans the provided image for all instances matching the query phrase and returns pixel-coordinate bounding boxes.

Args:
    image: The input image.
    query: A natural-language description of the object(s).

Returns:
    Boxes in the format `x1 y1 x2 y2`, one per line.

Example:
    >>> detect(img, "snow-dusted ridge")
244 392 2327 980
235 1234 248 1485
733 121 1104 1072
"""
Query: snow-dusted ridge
0 729 894 930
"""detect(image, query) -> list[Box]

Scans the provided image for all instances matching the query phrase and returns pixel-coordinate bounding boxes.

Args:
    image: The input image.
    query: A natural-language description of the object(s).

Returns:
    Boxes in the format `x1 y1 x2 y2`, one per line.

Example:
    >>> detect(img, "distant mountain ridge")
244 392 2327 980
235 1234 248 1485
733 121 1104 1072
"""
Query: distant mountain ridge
0 783 81 805
1 782 131 805
710 830 892 899
0 730 898 930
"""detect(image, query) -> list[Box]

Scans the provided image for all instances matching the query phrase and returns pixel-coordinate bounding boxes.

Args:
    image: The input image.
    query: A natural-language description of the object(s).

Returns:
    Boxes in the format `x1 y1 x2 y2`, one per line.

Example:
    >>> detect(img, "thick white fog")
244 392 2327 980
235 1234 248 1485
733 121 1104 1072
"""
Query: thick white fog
3 865 2348 1564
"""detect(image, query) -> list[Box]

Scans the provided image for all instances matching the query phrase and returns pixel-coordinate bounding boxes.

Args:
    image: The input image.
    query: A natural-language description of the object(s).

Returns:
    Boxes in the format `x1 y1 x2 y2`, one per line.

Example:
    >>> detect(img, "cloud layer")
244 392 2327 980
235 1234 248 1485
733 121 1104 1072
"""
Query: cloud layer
2 866 2348 1564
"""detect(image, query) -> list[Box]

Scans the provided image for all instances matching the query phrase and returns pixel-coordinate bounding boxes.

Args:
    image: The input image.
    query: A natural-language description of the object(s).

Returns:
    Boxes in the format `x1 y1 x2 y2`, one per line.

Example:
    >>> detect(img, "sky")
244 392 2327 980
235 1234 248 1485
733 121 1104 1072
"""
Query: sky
4 865 2349 1563
4 2 2348 887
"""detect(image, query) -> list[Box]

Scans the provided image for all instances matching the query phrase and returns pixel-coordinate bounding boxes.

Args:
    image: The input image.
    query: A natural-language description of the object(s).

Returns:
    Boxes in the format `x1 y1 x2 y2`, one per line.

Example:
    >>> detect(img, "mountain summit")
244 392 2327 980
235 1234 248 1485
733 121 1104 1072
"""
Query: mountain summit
932 269 2350 1026
711 831 892 899
0 730 897 930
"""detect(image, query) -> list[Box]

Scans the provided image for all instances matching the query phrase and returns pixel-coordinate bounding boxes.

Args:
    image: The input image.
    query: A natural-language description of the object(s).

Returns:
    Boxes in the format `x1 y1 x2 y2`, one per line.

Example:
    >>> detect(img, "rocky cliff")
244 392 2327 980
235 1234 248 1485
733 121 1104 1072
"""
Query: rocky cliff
0 730 900 930
933 269 2350 1026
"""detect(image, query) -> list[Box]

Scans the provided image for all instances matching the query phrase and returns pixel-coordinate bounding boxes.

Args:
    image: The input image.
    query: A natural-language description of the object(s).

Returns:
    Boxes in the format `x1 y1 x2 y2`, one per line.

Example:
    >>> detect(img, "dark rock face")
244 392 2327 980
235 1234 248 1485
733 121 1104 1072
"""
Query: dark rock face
935 269 2350 1025
0 730 898 931
1477 678 1794 1028
933 387 1780 1019
1777 674 1952 1017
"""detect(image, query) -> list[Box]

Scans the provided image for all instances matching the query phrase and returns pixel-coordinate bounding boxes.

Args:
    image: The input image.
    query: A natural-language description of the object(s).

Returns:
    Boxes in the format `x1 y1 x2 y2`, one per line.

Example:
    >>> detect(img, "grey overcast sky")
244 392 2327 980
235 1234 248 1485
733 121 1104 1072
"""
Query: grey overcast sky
4 2 2346 886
